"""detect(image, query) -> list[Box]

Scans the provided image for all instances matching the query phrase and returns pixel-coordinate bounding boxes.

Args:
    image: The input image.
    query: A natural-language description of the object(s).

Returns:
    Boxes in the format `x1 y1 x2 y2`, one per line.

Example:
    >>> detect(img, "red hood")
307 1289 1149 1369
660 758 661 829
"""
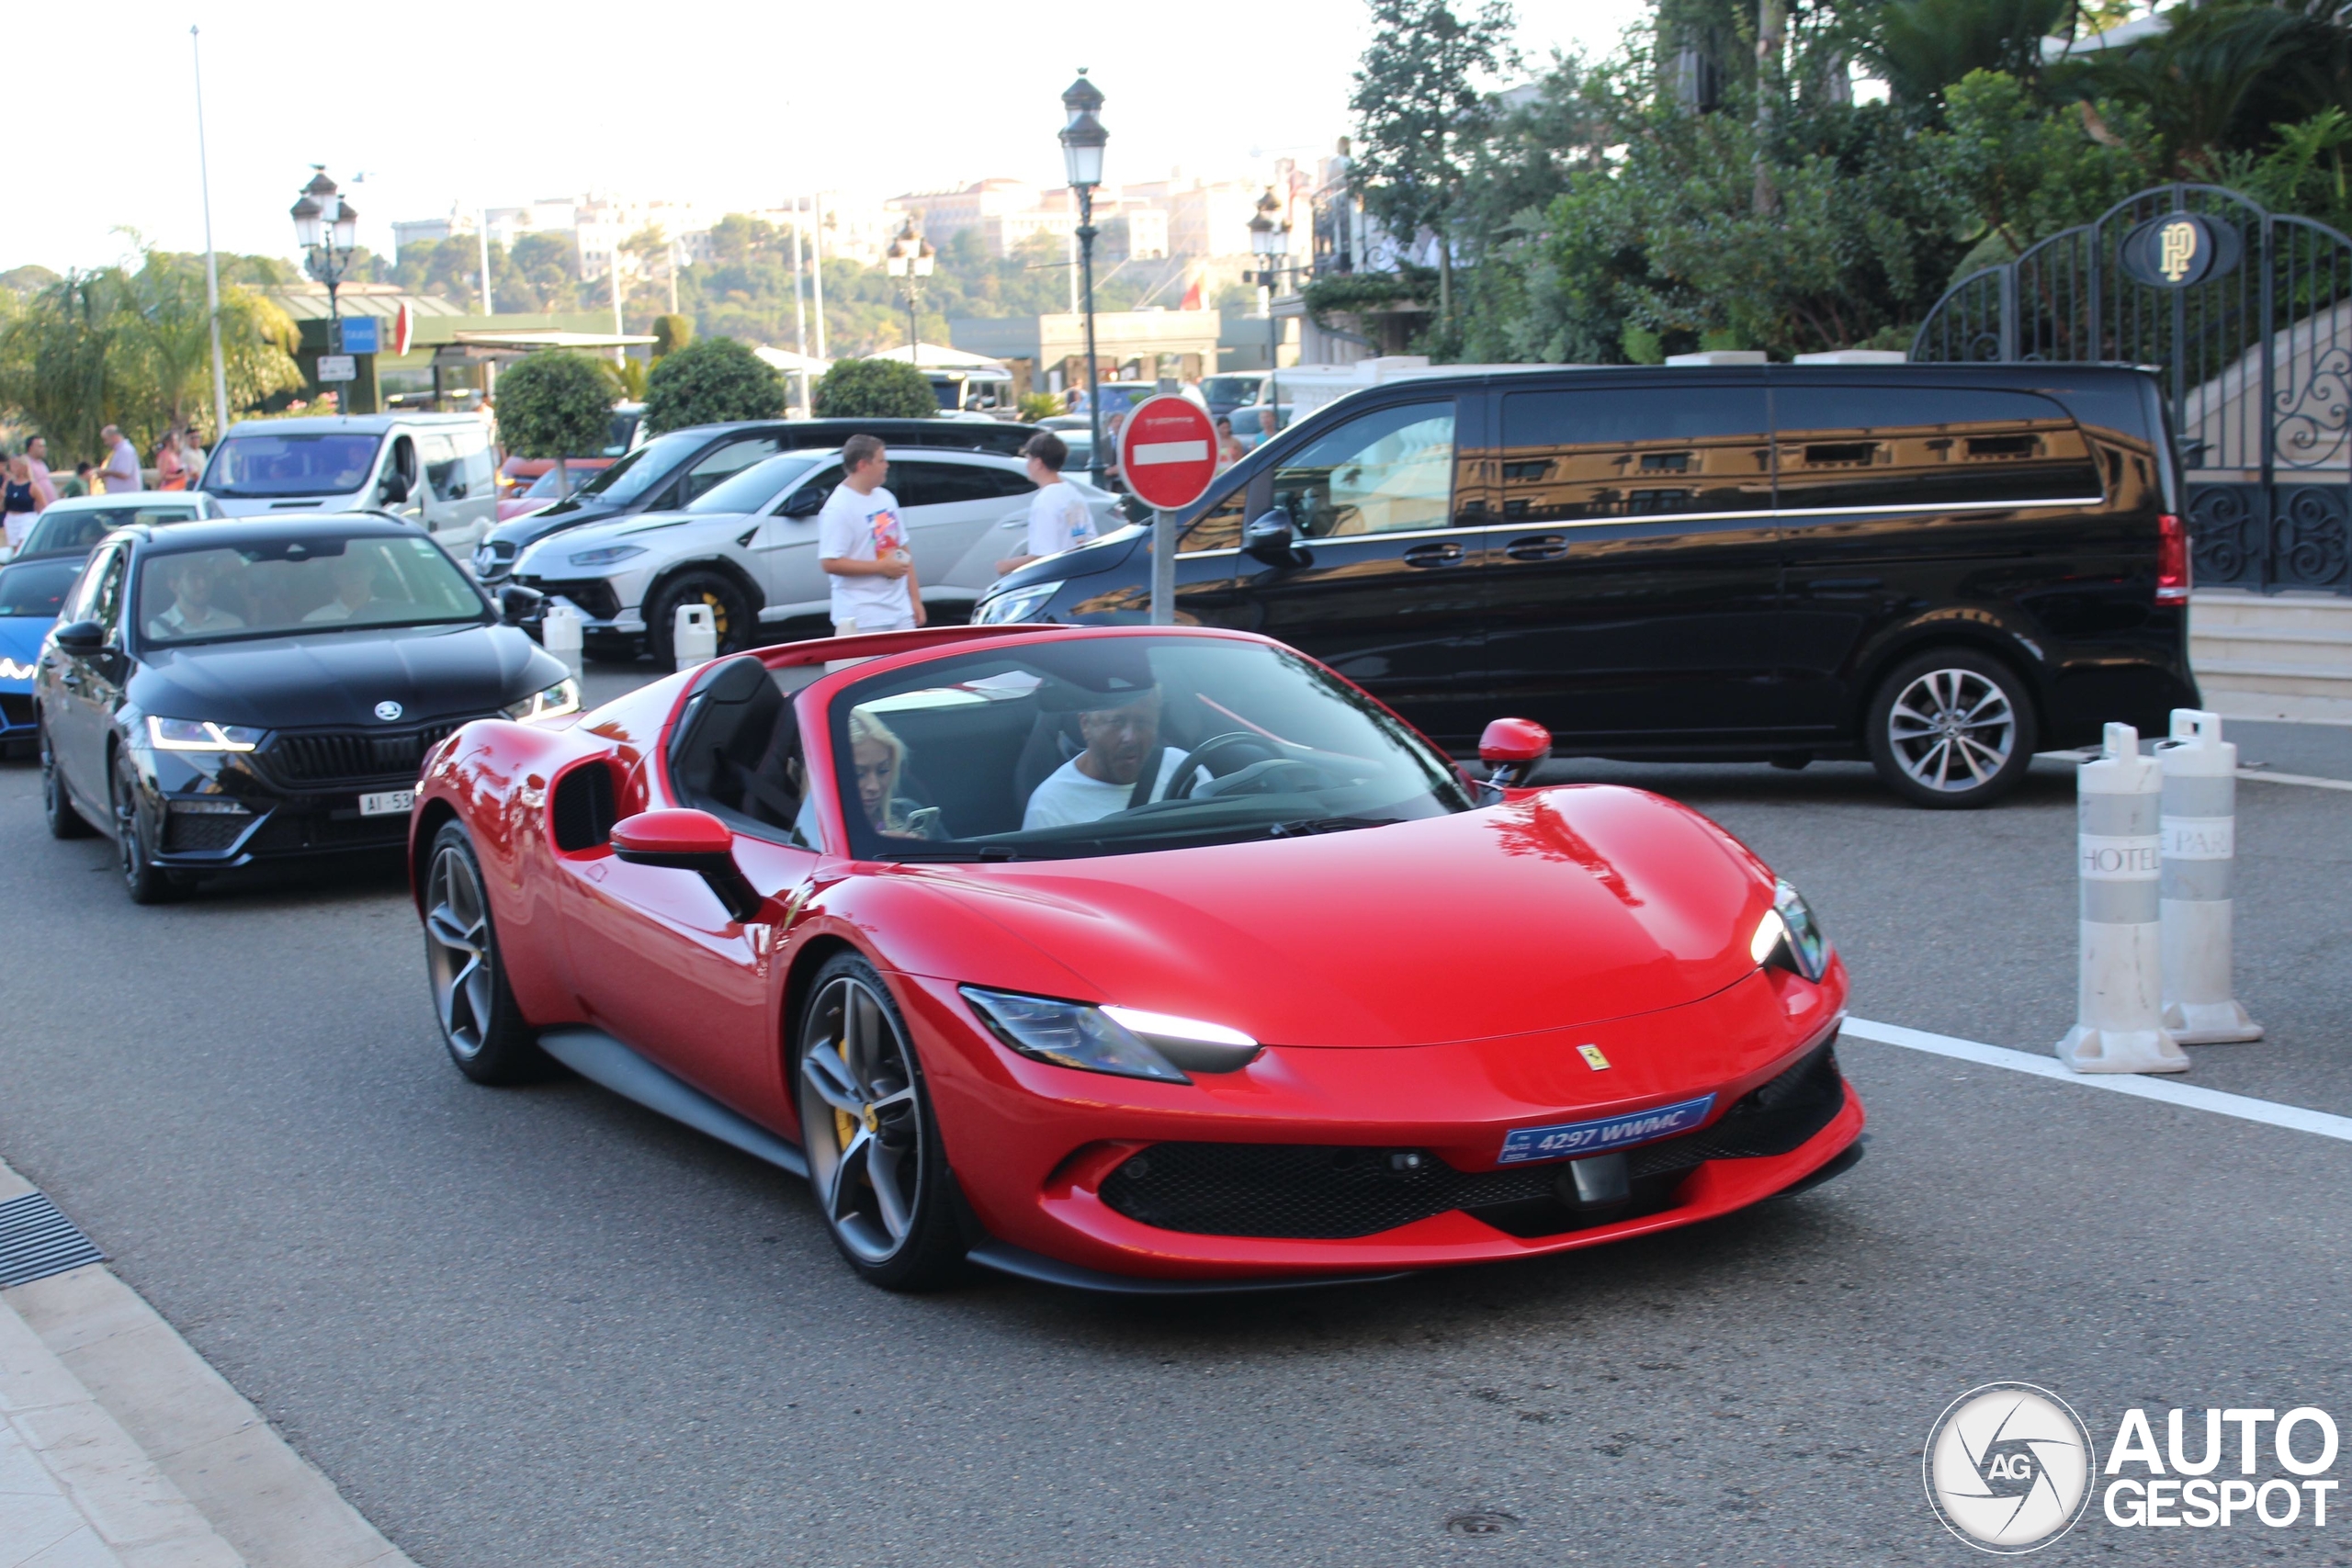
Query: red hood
906 785 1775 1048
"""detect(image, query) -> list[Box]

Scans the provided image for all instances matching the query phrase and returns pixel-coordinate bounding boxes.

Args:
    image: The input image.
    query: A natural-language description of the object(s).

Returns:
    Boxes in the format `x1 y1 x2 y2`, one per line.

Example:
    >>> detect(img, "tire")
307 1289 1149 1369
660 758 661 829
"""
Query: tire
793 953 967 1291
110 750 182 904
40 716 93 839
647 570 754 663
1865 648 2037 809
423 821 546 1084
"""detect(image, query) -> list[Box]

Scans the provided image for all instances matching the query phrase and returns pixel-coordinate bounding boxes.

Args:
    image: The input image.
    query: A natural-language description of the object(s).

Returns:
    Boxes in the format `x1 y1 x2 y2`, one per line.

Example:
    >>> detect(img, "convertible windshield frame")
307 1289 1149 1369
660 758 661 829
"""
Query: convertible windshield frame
825 633 1473 864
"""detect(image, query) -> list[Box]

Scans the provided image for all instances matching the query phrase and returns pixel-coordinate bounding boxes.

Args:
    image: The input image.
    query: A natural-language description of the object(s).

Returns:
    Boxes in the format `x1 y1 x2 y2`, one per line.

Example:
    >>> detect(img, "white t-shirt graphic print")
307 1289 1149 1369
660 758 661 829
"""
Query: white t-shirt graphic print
818 482 913 626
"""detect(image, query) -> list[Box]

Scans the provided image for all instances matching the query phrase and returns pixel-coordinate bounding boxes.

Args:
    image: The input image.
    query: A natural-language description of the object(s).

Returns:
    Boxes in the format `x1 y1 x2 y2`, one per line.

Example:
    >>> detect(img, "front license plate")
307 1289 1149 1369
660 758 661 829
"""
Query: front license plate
1497 1094 1718 1165
358 789 414 818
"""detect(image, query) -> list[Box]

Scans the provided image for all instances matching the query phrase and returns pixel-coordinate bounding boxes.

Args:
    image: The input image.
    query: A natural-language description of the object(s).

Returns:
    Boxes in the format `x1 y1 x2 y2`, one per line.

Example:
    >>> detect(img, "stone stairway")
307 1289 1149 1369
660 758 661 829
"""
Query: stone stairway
2190 590 2352 724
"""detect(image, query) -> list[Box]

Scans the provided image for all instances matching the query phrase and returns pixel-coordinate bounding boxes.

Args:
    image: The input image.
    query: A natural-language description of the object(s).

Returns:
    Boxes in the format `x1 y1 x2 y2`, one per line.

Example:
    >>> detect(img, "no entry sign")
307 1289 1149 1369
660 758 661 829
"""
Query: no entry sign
1117 394 1218 512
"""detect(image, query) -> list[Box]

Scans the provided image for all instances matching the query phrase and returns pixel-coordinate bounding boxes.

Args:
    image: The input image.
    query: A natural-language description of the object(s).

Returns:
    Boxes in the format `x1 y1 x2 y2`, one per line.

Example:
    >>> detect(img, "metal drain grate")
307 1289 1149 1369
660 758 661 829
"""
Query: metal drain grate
0 1190 104 1288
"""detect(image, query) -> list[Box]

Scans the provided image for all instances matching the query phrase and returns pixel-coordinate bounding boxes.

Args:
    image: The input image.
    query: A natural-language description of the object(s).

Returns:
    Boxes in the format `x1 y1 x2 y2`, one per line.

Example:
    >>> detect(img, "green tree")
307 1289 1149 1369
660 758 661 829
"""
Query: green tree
643 335 785 433
0 273 116 464
495 351 613 493
651 313 694 358
812 358 936 419
1348 0 1521 329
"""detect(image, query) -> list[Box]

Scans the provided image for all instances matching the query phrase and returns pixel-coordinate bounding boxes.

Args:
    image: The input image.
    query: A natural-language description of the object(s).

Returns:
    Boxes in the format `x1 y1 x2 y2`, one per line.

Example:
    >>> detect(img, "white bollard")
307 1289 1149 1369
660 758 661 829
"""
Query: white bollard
2056 722 2190 1074
2157 709 2263 1043
673 603 717 671
540 600 584 681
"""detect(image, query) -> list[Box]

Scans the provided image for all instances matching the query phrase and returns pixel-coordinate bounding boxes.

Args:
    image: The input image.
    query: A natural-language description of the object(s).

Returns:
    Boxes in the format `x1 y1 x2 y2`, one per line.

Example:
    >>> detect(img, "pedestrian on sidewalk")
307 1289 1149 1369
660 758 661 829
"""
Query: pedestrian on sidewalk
818 434 924 637
3 457 39 552
994 432 1098 578
155 430 189 491
61 461 94 499
1215 416 1245 468
24 436 58 509
99 425 141 493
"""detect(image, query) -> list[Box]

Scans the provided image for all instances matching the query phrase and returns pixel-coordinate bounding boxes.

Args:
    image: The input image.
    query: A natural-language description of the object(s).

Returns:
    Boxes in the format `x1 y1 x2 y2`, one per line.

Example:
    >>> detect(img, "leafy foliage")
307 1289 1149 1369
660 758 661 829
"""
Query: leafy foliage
1017 391 1065 422
642 335 786 434
651 313 694 358
495 353 614 467
812 358 938 420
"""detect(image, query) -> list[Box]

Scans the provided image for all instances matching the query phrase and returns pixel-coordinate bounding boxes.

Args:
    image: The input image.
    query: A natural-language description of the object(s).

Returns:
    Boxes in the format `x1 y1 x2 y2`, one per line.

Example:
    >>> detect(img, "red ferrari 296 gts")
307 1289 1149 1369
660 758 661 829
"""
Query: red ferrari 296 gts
411 623 1862 1292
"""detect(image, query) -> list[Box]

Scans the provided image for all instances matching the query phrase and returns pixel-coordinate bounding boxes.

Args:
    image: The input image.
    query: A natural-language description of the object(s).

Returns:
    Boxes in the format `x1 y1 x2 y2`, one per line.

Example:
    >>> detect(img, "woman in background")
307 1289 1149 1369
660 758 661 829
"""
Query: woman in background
155 431 189 491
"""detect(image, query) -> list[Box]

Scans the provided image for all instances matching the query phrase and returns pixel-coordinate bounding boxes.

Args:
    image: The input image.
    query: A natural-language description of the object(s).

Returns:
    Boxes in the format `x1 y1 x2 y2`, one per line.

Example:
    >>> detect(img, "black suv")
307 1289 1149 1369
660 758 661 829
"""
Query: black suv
973 363 2198 807
473 417 1040 585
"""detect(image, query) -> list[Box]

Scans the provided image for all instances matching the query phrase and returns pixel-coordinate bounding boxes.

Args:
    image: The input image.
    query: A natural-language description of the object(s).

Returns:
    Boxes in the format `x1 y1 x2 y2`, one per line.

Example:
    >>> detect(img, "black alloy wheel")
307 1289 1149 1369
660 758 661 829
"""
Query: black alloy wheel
110 750 181 904
40 716 92 840
648 570 753 664
424 821 546 1083
794 953 966 1291
1865 648 2038 809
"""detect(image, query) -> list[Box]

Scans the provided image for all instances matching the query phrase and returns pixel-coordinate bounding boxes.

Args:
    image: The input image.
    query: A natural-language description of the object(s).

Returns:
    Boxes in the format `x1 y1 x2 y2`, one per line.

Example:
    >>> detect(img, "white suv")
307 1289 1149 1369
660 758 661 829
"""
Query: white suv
509 446 1120 660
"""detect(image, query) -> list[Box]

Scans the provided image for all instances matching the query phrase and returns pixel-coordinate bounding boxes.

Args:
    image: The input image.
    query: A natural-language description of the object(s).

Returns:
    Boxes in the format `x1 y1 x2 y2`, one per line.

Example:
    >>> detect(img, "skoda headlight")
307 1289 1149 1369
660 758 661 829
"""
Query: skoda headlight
146 716 263 752
568 543 646 570
504 676 582 724
974 584 1057 626
959 987 1260 1081
1748 878 1831 982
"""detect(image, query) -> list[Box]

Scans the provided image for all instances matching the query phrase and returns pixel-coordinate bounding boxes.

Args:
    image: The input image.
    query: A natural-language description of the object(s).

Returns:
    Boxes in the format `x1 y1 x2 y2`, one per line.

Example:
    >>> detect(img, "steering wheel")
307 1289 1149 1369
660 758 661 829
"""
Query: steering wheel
1193 756 1329 799
1165 731 1273 800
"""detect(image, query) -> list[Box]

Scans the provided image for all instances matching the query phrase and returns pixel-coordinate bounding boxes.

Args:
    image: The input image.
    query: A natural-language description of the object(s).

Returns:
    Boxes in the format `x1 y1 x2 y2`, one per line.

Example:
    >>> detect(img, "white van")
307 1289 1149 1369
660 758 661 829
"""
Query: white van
196 413 499 551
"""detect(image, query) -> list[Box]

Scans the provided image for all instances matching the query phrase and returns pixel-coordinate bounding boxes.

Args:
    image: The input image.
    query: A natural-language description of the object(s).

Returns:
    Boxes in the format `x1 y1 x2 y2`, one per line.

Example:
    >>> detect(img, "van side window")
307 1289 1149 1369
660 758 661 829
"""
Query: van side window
1271 401 1457 537
1498 388 1770 522
454 425 496 498
1771 387 2102 512
420 434 462 500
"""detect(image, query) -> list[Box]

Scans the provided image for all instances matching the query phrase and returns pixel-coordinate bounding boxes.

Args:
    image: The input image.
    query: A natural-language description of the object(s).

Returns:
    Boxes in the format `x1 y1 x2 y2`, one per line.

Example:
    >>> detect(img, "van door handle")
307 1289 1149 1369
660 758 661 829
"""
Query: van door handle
1505 535 1567 560
1402 541 1464 568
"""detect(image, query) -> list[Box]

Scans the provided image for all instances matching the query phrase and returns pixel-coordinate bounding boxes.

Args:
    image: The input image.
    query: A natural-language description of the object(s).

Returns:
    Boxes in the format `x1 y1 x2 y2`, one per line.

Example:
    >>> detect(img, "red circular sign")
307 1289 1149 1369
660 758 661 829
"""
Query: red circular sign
1115 393 1219 511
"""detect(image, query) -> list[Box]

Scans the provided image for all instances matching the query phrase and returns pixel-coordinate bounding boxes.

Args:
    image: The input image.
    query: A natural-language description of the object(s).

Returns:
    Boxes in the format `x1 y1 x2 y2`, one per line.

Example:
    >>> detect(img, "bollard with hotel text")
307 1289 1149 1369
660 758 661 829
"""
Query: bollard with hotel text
2158 709 2263 1043
2057 722 2189 1074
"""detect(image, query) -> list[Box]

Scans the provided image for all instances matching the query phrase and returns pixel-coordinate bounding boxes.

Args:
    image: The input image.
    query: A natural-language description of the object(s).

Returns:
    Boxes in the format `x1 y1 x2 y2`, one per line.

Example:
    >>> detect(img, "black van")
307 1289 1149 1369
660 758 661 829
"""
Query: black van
972 363 2197 807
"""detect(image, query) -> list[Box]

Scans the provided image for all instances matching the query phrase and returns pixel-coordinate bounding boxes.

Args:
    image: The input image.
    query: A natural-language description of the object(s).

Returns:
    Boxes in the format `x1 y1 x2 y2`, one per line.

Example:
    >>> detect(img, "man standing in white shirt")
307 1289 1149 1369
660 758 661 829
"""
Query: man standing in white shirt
99 425 142 494
817 434 923 636
995 431 1099 577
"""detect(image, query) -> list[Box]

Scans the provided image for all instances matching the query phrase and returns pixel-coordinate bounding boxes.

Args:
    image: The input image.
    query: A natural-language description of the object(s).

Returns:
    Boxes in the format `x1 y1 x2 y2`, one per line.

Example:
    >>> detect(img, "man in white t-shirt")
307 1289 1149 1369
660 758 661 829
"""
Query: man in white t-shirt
817 434 924 635
994 431 1099 577
1023 686 1200 829
99 425 142 494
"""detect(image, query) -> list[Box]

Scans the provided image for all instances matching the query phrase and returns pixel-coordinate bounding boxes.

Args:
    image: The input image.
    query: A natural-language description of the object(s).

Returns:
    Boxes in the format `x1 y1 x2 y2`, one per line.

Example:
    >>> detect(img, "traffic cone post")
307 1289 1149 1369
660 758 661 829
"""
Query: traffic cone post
2056 723 2190 1074
2157 709 2264 1043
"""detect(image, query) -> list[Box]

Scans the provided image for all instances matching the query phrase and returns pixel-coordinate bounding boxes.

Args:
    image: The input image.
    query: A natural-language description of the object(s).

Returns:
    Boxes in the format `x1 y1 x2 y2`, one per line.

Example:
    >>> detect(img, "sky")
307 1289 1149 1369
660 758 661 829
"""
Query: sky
7 0 1649 276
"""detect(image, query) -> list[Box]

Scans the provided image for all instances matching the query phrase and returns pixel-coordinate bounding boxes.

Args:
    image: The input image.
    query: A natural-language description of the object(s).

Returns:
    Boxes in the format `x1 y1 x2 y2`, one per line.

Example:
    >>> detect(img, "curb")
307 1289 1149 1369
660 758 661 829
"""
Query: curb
0 1159 415 1568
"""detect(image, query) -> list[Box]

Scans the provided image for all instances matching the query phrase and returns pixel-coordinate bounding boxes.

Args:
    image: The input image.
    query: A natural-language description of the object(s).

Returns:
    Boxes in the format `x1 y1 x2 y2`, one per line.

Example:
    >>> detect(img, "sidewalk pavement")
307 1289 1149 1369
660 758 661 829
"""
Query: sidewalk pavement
0 1161 413 1568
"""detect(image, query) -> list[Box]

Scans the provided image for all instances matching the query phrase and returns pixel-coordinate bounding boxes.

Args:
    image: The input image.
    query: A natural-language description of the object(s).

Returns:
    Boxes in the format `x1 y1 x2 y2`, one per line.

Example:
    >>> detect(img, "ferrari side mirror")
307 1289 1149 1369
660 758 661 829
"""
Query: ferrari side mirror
611 808 764 922
1242 508 1308 568
1477 717 1553 795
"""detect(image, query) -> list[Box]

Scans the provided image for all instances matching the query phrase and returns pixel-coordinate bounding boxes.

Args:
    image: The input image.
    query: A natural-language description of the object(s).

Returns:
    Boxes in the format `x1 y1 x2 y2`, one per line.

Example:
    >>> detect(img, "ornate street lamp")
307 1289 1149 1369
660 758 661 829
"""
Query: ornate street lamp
290 167 360 405
1059 72 1109 481
883 216 936 367
1249 187 1291 435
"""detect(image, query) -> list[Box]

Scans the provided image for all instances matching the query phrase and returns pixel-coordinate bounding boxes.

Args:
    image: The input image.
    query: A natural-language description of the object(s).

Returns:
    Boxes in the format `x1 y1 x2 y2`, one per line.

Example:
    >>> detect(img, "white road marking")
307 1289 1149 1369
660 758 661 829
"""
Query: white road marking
1844 1017 2352 1145
2238 768 2352 793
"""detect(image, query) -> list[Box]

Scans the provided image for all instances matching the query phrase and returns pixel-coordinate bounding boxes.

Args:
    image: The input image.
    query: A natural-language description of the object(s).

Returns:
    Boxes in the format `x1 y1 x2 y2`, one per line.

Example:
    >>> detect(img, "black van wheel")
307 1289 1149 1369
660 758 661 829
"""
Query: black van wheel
648 571 752 662
1865 649 2037 809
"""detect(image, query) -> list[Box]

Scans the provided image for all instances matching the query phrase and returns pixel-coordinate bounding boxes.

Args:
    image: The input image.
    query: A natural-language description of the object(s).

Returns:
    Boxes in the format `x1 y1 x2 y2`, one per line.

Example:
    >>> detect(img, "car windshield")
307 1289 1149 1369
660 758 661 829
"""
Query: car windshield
553 430 705 509
200 433 381 498
20 503 201 558
136 534 486 647
0 558 80 617
1203 377 1260 404
831 636 1472 862
688 452 822 513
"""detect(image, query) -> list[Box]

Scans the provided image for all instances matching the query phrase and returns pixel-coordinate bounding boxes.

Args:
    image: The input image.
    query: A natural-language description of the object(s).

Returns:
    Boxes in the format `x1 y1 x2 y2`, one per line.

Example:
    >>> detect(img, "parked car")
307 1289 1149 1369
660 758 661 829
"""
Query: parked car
1201 373 1269 423
973 362 2198 809
495 463 603 525
36 515 572 902
412 621 1860 1291
0 555 80 753
494 401 648 520
9 493 224 564
472 418 1044 587
198 413 500 554
511 447 1120 661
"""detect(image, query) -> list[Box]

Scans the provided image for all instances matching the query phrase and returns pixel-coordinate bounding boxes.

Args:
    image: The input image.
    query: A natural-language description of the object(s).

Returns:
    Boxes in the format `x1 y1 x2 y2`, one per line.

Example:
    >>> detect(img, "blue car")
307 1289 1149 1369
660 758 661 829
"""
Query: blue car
0 556 79 754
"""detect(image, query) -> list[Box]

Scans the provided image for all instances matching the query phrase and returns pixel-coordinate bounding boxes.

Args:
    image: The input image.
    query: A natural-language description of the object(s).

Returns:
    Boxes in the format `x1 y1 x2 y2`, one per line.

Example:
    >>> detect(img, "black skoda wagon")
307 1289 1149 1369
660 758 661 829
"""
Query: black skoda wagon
973 362 2197 808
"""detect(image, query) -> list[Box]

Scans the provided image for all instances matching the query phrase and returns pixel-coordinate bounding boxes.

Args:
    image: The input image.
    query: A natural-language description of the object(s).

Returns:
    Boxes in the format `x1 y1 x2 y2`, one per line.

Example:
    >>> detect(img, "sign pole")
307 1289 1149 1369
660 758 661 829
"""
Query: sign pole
1151 510 1176 626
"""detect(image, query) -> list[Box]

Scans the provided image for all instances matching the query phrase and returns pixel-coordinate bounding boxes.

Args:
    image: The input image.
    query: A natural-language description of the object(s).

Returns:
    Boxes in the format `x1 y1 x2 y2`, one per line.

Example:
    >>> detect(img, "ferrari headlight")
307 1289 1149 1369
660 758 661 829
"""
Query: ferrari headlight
568 543 645 569
959 987 1261 1081
1749 878 1831 982
974 584 1056 626
504 676 582 724
146 716 263 752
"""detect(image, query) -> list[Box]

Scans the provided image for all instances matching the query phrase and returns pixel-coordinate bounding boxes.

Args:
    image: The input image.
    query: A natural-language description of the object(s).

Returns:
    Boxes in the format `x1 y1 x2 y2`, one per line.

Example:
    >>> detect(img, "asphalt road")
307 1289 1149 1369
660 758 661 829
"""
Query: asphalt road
2 691 2349 1566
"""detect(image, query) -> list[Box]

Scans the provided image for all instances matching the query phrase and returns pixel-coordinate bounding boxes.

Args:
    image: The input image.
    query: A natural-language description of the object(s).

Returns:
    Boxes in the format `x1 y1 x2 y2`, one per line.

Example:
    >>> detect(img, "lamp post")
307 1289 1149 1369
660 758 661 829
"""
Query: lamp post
1059 73 1108 483
290 168 360 412
1247 187 1292 441
883 216 935 367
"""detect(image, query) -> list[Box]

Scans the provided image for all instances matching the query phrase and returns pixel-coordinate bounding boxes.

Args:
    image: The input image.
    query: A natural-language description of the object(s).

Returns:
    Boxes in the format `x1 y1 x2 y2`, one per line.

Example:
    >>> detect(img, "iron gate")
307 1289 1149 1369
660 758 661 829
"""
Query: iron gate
1912 183 2352 595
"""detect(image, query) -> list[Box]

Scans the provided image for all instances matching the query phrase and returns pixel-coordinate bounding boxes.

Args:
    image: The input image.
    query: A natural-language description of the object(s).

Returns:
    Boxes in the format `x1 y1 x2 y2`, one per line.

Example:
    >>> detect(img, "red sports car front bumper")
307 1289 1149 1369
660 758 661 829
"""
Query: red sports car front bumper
891 963 1863 1283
